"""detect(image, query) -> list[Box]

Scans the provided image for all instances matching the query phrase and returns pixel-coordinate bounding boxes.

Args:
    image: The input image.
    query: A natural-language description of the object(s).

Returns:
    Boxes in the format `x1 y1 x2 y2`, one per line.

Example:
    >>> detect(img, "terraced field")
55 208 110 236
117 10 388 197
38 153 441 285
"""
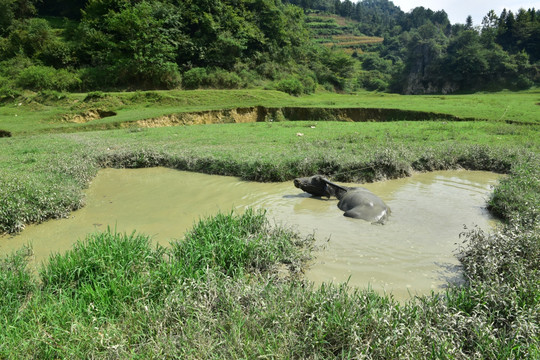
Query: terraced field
307 13 384 54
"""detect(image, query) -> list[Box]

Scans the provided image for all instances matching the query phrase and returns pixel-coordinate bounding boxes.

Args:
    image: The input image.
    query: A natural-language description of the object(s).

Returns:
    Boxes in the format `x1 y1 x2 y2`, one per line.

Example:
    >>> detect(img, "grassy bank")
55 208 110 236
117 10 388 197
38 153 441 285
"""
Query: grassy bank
0 89 539 357
1 210 538 358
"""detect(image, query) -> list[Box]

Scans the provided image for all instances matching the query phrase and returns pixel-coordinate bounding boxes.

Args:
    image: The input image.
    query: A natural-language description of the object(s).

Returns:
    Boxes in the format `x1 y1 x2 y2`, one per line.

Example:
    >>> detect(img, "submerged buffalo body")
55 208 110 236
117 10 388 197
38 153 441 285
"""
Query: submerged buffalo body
293 175 390 224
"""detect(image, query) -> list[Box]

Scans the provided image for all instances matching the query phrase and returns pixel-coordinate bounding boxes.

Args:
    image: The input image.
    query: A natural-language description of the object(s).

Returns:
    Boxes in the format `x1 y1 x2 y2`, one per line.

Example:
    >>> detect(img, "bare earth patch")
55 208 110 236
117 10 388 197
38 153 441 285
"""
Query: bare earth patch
63 109 117 123
132 108 261 128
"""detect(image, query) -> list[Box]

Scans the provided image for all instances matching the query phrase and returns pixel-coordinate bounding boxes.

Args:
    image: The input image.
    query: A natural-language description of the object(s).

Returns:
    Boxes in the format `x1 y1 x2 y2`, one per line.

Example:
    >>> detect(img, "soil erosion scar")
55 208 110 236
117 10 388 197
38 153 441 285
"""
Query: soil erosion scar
63 109 118 123
130 106 467 128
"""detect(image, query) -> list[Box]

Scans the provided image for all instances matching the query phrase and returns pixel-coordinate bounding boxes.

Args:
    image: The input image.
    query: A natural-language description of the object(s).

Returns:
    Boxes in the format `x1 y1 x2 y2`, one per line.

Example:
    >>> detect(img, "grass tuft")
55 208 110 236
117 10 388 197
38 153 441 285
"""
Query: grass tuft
40 229 166 318
0 246 35 320
170 209 314 280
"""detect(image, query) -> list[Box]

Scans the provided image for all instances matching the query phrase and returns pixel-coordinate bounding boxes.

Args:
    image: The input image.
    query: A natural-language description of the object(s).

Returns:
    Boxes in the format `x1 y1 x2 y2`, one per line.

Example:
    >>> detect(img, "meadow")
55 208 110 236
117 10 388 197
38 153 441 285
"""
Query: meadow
1 89 539 136
0 89 538 358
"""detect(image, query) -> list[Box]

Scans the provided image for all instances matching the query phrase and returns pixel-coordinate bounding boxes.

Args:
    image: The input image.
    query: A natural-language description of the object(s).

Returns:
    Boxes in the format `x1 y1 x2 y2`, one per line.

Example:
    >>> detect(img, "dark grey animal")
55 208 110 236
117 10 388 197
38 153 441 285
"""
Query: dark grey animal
294 175 390 224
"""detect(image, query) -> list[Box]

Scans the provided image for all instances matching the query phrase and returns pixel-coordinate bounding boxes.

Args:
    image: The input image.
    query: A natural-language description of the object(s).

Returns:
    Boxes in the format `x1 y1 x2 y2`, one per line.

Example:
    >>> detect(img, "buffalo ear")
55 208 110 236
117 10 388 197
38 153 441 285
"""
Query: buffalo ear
320 177 347 193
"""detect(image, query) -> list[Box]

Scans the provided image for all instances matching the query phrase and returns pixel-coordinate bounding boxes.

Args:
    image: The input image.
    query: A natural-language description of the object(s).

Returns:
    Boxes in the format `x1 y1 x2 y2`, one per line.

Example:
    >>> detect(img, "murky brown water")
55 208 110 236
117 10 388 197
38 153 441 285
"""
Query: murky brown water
0 168 501 300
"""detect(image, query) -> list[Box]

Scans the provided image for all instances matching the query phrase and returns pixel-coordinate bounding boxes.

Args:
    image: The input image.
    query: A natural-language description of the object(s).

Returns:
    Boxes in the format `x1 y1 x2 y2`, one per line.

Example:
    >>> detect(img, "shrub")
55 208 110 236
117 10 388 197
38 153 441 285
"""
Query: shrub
275 76 304 96
0 84 20 102
153 62 182 89
53 68 82 91
15 65 55 90
38 40 75 68
299 74 317 94
358 70 390 91
207 68 243 89
360 53 392 73
511 74 534 90
237 68 261 86
182 67 243 90
15 65 81 91
79 66 117 90
5 18 54 58
0 55 33 78
255 61 284 80
116 61 182 90
182 67 208 90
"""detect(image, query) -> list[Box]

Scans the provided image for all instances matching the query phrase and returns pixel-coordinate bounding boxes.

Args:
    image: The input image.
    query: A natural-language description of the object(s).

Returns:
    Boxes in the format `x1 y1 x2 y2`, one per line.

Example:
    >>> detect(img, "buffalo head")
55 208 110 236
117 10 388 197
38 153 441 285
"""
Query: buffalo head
293 175 335 197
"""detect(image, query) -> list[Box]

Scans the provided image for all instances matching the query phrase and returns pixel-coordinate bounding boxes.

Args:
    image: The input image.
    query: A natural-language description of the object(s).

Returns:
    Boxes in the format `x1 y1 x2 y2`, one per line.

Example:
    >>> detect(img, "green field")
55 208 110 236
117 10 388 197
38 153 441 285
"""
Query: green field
1 89 539 136
0 89 538 358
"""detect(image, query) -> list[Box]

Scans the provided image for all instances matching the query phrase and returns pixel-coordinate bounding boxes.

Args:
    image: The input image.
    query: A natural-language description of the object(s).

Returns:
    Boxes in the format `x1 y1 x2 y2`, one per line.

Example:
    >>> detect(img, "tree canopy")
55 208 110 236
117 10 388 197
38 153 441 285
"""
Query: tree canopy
0 0 538 94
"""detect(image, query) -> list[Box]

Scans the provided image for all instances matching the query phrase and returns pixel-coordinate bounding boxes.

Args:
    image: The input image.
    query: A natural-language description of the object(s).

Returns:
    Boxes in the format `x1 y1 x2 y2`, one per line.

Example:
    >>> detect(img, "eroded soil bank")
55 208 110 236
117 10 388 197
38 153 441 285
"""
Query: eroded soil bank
0 168 501 300
130 106 466 128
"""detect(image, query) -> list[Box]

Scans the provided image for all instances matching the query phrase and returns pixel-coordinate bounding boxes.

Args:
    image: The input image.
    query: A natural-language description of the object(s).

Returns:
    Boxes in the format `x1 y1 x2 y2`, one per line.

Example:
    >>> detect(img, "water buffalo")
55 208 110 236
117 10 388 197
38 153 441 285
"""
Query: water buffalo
293 175 390 224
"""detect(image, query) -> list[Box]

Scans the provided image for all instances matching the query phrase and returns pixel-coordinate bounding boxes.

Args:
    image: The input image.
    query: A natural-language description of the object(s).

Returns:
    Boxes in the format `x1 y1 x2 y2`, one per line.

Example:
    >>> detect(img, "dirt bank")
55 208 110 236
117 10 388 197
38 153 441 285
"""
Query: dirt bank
131 106 466 128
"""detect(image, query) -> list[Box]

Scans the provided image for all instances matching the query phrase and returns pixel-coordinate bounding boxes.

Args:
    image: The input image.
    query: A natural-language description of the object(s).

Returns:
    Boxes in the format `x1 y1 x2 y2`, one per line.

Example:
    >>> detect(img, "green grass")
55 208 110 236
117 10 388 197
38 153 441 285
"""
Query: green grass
1 89 539 135
0 210 537 358
0 118 538 233
0 88 538 358
0 211 317 358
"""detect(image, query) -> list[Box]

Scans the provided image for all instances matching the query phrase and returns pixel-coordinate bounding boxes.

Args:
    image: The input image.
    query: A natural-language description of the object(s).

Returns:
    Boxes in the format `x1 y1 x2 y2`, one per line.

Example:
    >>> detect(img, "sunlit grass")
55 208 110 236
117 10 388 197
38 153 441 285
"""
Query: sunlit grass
1 119 538 233
0 208 537 358
0 88 538 357
1 89 539 135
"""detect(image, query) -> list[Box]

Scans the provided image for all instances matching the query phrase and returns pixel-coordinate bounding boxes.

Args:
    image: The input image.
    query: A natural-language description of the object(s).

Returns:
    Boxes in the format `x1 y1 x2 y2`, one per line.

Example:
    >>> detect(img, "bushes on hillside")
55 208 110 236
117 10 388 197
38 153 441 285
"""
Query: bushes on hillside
274 74 316 96
182 68 244 90
0 84 20 102
1 1 538 93
357 70 390 91
15 65 81 91
275 76 304 96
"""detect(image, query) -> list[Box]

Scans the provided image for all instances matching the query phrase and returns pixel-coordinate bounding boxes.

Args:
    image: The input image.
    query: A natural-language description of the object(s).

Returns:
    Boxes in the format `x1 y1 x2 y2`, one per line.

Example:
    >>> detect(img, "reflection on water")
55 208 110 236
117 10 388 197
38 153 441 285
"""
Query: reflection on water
0 168 501 300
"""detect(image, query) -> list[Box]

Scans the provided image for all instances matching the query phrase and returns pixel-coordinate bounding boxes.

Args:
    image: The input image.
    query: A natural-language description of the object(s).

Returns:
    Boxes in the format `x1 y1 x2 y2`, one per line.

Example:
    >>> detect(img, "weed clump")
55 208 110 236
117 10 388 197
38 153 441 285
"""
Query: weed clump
40 230 167 318
0 247 34 320
172 209 313 280
489 160 540 223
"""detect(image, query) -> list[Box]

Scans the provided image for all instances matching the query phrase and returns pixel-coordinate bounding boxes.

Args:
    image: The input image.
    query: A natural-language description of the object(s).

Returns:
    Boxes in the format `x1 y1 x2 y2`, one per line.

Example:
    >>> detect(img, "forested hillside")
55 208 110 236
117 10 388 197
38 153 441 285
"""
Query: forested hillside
288 0 539 93
0 0 538 94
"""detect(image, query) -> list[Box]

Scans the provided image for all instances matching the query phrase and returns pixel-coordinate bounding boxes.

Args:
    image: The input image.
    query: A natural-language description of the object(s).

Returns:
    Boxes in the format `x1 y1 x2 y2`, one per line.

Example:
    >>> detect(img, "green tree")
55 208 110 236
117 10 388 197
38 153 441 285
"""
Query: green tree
396 22 447 94
311 47 356 90
0 0 38 34
79 1 181 88
443 30 488 89
465 15 473 29
5 18 55 59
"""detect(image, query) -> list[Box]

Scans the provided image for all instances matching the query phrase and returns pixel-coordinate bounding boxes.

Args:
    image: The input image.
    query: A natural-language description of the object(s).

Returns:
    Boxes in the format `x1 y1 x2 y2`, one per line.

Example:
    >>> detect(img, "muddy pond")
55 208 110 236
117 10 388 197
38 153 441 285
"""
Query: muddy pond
0 168 501 300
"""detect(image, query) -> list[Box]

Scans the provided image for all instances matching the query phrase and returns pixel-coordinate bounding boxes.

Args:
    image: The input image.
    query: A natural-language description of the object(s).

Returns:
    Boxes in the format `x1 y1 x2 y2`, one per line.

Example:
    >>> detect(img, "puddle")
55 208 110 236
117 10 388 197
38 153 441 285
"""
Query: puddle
0 168 501 300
